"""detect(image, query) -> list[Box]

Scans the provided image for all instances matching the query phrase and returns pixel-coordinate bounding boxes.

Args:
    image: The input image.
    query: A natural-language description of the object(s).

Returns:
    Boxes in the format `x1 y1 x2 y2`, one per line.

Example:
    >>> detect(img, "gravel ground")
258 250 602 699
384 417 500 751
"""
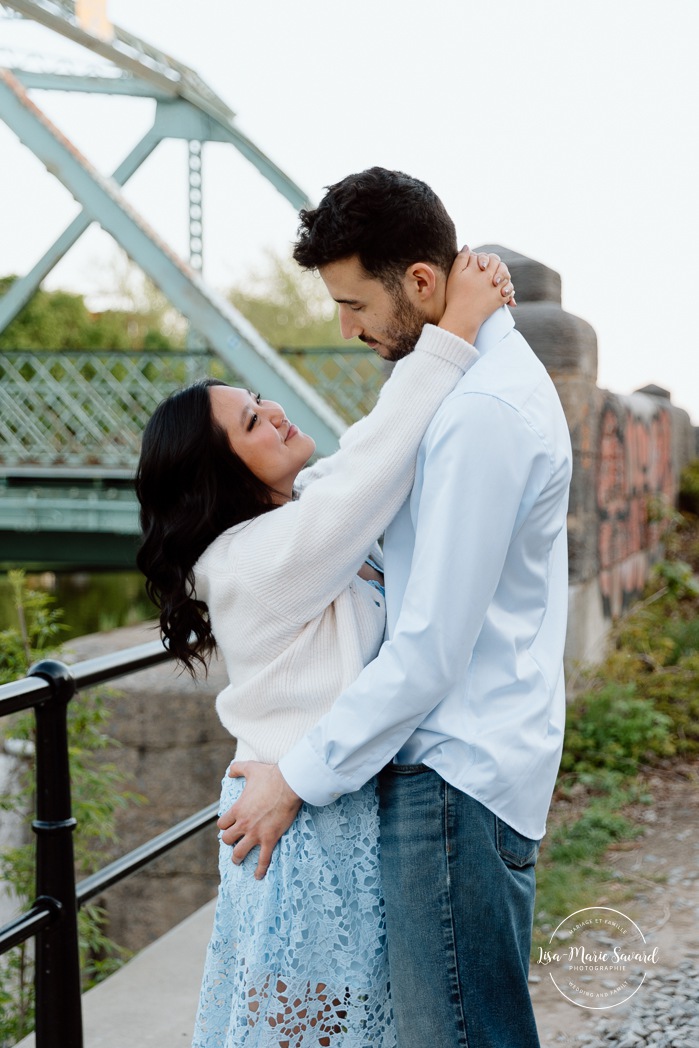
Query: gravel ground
531 764 699 1046
580 961 699 1047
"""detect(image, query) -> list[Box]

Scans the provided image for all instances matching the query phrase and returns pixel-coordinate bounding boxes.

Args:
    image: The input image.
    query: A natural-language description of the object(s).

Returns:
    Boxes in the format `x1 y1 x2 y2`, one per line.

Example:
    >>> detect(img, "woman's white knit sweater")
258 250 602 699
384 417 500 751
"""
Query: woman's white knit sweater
193 324 479 764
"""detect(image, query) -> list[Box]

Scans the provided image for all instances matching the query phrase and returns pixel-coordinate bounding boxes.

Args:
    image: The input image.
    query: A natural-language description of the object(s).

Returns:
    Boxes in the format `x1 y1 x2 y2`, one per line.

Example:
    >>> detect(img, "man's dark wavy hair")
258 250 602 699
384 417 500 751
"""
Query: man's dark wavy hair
135 379 279 675
293 166 458 287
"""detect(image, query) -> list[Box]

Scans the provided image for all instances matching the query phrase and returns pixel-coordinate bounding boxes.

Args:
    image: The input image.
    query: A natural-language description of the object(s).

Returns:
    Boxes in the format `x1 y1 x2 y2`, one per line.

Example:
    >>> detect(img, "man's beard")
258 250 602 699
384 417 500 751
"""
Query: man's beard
361 286 427 362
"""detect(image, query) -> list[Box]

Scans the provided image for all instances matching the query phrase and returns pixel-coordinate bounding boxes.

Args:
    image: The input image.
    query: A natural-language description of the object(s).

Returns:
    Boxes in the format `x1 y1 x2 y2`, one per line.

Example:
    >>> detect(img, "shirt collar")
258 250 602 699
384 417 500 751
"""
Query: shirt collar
474 305 515 356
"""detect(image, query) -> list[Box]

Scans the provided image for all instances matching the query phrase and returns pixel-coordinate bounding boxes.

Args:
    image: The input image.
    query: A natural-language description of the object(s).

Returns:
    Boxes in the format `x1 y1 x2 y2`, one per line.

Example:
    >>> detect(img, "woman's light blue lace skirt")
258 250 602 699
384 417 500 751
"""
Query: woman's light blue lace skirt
192 772 395 1047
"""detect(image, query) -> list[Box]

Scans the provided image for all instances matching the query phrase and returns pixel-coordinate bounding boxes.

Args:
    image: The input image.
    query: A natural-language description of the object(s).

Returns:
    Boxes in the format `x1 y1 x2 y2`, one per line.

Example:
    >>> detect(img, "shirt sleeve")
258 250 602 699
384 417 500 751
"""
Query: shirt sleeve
234 326 479 623
278 391 553 804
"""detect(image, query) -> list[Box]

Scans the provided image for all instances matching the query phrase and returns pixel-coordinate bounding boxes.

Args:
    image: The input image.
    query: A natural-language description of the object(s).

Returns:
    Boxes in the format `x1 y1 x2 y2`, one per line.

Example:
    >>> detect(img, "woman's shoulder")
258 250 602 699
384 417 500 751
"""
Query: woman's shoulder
195 503 305 599
195 521 251 576
195 506 293 567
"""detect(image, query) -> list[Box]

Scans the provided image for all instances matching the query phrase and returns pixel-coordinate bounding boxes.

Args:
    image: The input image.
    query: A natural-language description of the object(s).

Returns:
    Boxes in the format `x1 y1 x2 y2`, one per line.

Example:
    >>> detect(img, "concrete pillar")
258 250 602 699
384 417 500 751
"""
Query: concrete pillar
478 246 607 664
477 246 695 669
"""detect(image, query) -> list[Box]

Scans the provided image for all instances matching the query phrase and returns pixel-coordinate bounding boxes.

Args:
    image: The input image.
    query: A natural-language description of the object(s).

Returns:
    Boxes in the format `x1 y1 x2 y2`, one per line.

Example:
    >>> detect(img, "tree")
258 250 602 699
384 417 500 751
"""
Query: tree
227 251 351 349
0 271 181 351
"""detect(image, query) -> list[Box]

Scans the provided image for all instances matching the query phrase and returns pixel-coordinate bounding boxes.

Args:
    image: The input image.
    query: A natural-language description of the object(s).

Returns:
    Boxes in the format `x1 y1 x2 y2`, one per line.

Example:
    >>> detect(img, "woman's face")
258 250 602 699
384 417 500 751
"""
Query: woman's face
209 385 316 499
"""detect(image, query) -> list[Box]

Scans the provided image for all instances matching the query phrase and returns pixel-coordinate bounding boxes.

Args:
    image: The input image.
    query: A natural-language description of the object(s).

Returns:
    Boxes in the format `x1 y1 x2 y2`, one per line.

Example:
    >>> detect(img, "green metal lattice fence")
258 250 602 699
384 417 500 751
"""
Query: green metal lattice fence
0 347 385 471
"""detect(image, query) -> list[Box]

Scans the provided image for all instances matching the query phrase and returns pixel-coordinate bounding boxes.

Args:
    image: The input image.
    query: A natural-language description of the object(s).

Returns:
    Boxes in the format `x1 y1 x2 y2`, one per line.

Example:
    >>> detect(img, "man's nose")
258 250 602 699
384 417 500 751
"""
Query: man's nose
338 305 362 341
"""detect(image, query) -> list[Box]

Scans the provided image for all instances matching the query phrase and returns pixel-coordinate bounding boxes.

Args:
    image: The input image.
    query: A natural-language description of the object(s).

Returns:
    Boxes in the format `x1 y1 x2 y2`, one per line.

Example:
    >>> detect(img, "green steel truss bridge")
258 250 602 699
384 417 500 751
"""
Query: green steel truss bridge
0 346 382 567
0 1 382 568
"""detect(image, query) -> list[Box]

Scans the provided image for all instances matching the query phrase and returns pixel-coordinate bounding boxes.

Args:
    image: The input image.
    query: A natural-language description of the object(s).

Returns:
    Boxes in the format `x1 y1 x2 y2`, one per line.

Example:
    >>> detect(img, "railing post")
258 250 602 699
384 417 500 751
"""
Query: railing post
28 659 83 1048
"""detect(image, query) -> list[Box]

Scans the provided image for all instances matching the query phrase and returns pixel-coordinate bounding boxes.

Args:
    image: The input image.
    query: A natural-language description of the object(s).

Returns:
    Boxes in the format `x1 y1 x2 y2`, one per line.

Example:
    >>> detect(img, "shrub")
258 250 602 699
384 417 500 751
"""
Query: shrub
0 572 134 1045
679 459 699 517
561 682 675 775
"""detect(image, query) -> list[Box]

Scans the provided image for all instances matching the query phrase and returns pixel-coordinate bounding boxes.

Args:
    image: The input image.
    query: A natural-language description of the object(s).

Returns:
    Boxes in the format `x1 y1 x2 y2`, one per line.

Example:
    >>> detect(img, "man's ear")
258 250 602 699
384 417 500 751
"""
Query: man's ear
403 262 440 304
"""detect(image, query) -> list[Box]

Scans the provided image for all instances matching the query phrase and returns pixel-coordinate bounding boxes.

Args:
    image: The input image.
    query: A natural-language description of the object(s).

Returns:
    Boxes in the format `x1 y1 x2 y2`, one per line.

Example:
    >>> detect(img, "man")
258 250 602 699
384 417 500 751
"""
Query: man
220 167 572 1047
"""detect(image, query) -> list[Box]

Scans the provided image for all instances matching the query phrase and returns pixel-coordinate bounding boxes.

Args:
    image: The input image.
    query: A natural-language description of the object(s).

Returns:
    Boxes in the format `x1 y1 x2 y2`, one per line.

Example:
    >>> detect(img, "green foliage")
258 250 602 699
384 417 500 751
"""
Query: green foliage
0 571 66 685
546 800 638 866
0 573 135 1045
650 558 699 599
0 572 157 644
601 567 699 753
534 528 699 955
560 683 674 775
533 786 643 952
679 459 699 516
227 251 349 349
0 274 179 351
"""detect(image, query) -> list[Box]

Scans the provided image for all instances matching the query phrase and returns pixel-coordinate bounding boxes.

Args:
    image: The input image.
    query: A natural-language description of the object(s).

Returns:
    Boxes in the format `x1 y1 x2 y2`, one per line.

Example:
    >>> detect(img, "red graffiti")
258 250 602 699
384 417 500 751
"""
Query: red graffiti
597 402 673 618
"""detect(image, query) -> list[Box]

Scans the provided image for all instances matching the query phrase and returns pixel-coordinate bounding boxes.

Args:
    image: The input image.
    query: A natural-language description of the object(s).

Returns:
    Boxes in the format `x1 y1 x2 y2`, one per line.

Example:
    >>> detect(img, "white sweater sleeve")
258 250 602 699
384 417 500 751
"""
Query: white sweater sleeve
293 447 343 494
234 324 478 622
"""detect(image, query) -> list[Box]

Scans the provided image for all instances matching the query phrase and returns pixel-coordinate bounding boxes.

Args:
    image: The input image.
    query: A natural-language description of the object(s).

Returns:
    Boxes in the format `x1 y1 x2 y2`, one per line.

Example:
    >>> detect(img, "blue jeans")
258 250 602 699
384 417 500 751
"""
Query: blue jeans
378 764 541 1048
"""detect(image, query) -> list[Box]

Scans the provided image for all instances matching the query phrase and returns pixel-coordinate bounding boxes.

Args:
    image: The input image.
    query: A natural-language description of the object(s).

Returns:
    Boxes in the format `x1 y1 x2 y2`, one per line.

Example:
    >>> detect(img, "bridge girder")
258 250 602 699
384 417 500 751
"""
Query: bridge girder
0 69 344 454
2 0 311 209
0 1 348 462
0 125 161 331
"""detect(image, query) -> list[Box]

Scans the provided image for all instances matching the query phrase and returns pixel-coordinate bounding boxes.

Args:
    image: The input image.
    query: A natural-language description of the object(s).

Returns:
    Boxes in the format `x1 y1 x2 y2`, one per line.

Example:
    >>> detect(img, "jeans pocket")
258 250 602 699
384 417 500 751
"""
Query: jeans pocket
383 762 431 776
495 816 540 869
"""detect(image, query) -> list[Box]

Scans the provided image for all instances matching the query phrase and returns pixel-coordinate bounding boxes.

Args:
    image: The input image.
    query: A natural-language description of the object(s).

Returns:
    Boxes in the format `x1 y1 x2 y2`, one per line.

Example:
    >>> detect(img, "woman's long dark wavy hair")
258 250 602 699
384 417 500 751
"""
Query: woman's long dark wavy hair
135 379 280 675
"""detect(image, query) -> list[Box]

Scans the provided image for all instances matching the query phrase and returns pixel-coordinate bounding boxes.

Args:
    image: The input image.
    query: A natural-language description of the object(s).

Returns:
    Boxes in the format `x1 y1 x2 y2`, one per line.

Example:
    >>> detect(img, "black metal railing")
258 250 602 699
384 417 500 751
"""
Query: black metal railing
0 642 219 1048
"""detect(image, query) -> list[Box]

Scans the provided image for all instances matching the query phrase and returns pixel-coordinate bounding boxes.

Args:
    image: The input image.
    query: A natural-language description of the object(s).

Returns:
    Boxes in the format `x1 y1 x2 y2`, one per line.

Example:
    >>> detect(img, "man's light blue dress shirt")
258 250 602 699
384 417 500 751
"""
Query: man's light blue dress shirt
279 307 573 840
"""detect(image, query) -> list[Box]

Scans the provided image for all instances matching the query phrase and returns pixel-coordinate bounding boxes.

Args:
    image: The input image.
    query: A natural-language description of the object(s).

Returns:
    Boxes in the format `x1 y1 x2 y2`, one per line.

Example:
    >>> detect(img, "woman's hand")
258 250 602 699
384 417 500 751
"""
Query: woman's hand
438 247 515 345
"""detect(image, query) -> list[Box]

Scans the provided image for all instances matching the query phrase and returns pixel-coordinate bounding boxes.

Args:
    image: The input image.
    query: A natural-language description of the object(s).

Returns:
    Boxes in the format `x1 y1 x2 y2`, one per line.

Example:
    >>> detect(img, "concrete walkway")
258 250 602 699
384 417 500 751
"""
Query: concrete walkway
16 899 216 1047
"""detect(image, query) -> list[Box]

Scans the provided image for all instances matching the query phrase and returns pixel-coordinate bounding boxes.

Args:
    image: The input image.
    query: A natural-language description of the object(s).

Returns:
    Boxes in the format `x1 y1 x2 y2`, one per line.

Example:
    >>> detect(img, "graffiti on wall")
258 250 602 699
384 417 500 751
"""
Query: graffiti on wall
597 399 674 619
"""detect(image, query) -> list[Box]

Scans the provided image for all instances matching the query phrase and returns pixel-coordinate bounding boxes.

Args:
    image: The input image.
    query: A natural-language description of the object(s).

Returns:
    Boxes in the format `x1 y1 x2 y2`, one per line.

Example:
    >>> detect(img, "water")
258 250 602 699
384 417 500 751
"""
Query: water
0 570 156 642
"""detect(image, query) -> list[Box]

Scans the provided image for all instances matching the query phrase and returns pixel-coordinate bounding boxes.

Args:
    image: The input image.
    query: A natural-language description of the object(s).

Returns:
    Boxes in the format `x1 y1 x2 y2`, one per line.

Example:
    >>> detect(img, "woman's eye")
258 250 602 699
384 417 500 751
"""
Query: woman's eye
255 392 262 404
247 413 258 432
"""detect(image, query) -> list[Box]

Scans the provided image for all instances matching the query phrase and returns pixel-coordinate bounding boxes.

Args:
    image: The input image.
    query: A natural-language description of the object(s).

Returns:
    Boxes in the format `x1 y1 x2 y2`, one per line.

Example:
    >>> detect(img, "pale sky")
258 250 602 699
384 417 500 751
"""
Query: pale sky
1 0 697 422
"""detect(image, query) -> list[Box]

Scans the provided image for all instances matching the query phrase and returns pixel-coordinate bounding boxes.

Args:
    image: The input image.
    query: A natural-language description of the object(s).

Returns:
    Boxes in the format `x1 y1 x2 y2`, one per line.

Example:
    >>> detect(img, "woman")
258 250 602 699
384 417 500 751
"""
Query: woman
136 250 513 1047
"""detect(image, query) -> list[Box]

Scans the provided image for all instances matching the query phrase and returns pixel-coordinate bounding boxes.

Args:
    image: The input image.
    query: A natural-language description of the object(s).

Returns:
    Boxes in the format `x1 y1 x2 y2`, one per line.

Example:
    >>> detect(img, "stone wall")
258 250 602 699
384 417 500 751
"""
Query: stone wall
481 246 696 666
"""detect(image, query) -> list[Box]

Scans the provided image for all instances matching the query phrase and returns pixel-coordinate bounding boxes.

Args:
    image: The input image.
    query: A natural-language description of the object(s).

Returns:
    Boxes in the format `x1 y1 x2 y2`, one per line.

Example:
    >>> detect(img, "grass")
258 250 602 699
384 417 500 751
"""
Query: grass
533 780 647 951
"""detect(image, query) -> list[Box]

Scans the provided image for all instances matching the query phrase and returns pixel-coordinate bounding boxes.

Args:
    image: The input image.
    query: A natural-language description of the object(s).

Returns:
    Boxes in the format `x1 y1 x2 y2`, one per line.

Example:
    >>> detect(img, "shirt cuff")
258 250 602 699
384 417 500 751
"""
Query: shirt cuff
279 736 351 806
